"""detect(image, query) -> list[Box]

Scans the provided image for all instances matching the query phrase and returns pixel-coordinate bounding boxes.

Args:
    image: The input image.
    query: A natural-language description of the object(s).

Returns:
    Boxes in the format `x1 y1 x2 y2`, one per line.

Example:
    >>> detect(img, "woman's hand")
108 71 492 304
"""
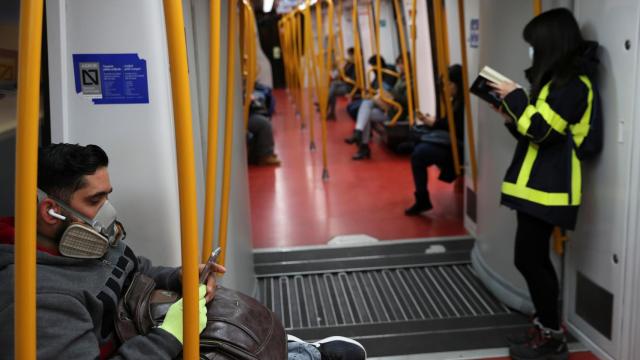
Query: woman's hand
490 104 514 124
489 81 518 100
180 263 227 303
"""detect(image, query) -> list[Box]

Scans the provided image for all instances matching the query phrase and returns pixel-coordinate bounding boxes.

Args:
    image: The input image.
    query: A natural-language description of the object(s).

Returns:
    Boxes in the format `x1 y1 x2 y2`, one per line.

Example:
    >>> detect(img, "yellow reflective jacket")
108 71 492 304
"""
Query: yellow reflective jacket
500 75 595 230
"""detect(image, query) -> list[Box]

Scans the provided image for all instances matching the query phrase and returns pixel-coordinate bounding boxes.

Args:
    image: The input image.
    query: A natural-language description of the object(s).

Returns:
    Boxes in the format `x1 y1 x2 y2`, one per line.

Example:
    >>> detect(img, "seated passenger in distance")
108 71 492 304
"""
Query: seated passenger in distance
248 87 281 166
345 55 396 121
345 54 409 160
0 143 365 360
327 47 356 120
405 64 465 216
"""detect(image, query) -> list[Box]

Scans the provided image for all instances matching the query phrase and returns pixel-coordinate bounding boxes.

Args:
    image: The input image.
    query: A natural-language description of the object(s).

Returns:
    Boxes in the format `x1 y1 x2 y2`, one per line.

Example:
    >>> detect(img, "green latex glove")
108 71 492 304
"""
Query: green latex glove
159 284 208 344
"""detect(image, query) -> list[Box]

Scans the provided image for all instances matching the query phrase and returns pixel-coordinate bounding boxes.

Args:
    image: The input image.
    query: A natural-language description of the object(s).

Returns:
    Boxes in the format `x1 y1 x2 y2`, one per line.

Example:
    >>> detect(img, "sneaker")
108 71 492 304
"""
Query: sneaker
509 328 568 360
287 335 367 360
315 336 367 360
257 154 281 166
507 317 542 345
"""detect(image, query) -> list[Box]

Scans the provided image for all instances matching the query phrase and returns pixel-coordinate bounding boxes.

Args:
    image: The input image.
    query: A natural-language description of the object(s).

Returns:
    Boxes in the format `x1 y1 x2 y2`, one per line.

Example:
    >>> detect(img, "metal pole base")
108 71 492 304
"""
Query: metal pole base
322 169 329 181
309 141 316 151
301 122 306 130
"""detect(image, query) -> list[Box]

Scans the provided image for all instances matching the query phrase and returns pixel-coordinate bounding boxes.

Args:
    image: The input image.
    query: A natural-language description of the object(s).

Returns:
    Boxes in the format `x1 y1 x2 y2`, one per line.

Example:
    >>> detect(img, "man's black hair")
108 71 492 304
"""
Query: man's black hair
38 143 109 202
347 47 355 56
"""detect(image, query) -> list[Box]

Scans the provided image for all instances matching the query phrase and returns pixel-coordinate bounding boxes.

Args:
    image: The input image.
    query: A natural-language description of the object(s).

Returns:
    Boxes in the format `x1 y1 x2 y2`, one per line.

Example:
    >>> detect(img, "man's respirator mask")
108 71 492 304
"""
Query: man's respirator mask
37 189 126 259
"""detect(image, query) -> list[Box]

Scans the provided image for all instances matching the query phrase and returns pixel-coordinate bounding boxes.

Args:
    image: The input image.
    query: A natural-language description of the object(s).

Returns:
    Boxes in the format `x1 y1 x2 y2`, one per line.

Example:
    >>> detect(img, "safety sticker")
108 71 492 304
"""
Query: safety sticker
72 53 149 104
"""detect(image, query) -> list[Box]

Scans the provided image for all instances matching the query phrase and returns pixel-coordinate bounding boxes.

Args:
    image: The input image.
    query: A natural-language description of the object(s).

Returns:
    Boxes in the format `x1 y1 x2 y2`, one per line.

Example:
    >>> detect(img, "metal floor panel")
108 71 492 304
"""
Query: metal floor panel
253 238 529 357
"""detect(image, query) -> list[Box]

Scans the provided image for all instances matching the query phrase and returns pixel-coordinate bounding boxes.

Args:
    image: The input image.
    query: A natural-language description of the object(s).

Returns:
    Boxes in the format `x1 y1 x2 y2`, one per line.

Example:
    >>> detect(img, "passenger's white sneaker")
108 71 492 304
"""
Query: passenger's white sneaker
287 334 367 360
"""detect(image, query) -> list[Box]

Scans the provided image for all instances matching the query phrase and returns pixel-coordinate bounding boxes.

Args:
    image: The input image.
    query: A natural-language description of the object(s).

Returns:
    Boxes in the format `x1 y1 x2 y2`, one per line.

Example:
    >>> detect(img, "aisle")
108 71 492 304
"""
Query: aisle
249 90 466 248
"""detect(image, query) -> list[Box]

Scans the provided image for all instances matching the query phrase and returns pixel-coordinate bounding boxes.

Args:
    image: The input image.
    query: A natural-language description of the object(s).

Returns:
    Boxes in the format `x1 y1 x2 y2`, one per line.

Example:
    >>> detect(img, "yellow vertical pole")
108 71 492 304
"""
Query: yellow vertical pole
352 0 366 98
303 5 316 149
296 13 307 127
14 0 44 359
410 0 419 109
218 0 237 268
366 4 376 56
432 0 461 175
162 0 200 357
374 0 384 94
391 0 415 126
533 0 542 15
457 0 477 190
202 0 222 262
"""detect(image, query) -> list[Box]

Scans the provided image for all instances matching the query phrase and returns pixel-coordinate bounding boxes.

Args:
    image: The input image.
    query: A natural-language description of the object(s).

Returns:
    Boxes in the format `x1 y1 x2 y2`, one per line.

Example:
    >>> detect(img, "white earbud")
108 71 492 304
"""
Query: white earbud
48 208 67 221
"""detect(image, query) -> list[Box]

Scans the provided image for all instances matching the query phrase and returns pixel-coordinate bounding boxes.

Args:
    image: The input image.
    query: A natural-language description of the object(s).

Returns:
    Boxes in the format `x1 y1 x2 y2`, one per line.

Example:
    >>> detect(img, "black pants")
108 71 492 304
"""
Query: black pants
514 211 559 330
247 114 275 163
410 142 452 202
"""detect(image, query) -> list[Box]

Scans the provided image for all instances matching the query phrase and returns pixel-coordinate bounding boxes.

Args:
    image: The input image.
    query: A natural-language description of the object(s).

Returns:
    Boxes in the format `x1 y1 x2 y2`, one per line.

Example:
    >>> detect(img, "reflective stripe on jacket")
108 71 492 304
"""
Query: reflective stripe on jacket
500 75 594 229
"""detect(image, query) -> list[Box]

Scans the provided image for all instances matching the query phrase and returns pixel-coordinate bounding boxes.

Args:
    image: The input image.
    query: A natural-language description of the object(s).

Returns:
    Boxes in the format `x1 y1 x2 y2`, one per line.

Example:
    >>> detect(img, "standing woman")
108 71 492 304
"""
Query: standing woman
490 8 600 360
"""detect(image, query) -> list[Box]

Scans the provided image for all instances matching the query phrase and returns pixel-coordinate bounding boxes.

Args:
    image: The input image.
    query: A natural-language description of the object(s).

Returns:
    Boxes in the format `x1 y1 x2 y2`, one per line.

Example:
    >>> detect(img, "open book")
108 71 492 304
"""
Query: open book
470 66 514 107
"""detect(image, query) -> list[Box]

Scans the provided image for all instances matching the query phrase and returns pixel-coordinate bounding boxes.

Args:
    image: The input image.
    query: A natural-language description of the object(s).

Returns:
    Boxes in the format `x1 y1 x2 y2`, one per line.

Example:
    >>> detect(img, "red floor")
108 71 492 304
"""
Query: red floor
249 90 466 248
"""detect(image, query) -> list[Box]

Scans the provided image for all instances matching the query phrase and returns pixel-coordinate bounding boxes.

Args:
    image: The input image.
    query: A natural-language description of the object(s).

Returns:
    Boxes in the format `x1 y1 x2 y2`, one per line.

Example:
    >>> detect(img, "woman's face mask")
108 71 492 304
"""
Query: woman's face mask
529 46 535 61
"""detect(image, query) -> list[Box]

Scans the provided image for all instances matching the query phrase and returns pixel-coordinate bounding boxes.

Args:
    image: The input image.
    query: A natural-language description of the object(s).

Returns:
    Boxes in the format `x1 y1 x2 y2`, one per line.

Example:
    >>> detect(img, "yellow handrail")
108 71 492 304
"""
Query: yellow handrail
534 0 542 16
241 1 258 130
302 7 316 148
410 0 419 109
457 0 477 190
218 0 237 268
352 0 367 98
201 0 222 263
372 0 402 125
432 0 461 175
391 0 415 126
162 0 201 357
15 0 44 358
311 0 334 179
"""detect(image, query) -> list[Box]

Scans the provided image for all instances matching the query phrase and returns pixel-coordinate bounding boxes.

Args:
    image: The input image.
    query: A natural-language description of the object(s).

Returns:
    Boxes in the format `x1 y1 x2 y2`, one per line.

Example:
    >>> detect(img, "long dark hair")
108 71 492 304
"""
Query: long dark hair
523 8 584 97
448 64 464 111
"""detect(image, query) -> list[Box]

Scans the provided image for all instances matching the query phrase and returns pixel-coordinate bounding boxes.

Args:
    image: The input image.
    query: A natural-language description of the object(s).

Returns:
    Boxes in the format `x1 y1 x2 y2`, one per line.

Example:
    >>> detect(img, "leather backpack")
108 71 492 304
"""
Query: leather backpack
115 272 287 360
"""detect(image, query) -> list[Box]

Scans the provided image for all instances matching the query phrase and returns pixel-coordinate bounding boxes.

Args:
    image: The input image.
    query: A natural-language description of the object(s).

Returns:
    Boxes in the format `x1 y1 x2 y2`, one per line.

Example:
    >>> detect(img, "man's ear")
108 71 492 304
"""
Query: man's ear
39 198 64 225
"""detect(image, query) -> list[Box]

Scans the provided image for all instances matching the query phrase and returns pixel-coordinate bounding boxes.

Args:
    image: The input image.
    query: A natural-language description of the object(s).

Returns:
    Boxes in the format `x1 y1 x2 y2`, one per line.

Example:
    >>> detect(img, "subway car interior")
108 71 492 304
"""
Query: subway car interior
1 0 640 359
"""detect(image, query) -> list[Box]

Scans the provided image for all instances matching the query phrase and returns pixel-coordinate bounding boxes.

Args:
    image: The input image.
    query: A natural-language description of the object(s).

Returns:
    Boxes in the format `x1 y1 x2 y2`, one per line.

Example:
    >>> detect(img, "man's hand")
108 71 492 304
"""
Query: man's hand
159 285 208 344
200 263 226 302
180 263 226 303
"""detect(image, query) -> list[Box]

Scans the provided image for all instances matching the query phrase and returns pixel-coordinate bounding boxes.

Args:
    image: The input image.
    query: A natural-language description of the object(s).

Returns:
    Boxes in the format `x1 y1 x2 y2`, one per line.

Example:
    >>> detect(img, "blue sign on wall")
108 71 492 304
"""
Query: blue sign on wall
72 53 149 104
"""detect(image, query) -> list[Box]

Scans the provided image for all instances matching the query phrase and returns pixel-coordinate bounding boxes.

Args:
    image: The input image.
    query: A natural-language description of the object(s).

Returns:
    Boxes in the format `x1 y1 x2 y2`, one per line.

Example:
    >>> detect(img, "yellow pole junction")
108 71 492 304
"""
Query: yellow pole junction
457 0 478 190
201 0 222 263
14 0 44 358
162 0 201 357
432 0 461 175
218 0 238 268
391 0 415 126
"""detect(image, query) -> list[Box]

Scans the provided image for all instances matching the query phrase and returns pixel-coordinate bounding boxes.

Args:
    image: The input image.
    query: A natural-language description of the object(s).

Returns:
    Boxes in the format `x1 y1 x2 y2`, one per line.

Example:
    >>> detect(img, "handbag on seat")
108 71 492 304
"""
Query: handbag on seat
115 272 287 360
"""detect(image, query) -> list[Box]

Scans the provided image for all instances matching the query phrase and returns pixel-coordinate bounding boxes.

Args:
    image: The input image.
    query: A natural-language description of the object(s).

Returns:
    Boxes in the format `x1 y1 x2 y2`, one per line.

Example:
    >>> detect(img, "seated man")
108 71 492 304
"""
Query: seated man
345 55 409 160
0 143 364 359
0 143 224 359
327 47 356 120
247 90 281 166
